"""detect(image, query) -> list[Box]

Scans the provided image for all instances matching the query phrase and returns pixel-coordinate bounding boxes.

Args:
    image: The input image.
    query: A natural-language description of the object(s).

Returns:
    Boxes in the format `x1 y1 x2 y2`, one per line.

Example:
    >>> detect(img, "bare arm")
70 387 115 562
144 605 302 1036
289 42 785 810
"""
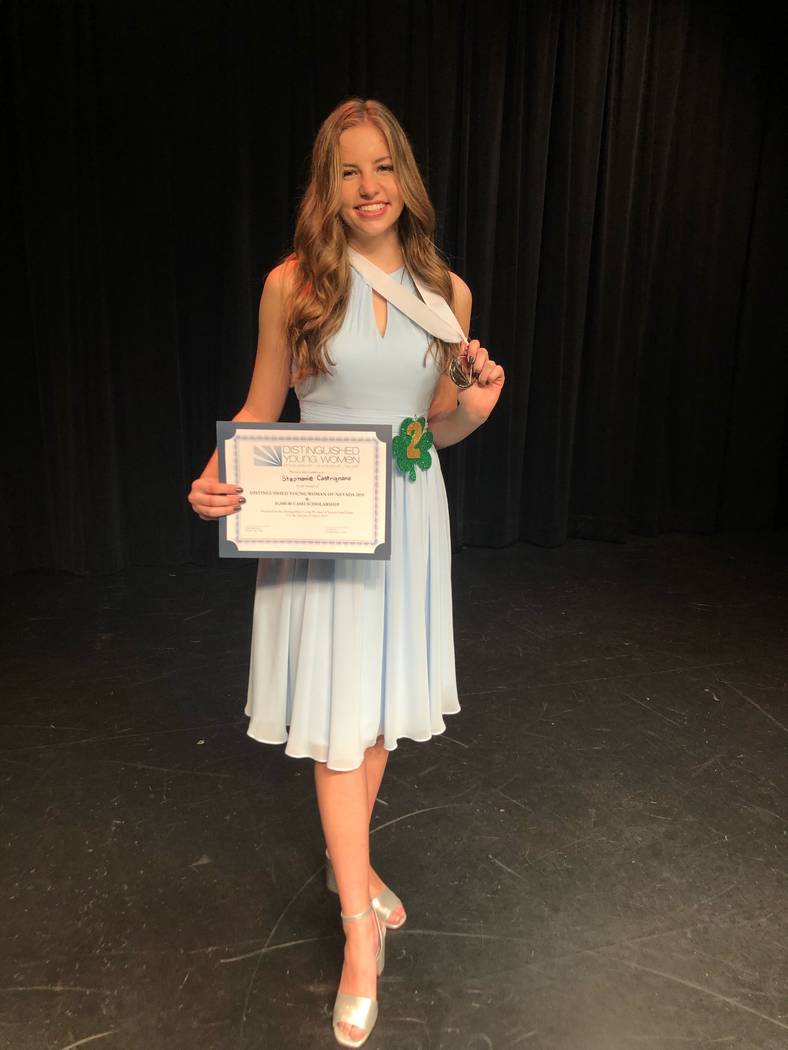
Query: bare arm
427 274 505 449
188 263 293 519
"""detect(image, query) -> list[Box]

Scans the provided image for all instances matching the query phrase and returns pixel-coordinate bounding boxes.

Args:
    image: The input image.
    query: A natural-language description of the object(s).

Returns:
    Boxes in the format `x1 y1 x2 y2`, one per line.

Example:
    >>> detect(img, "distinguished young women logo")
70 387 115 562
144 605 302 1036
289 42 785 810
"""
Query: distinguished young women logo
254 445 285 467
253 444 361 467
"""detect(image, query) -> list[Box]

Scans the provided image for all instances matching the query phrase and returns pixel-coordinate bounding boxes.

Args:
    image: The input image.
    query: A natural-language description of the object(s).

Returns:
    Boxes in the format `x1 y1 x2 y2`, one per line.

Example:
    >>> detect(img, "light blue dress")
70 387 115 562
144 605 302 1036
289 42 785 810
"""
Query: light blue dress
244 263 460 770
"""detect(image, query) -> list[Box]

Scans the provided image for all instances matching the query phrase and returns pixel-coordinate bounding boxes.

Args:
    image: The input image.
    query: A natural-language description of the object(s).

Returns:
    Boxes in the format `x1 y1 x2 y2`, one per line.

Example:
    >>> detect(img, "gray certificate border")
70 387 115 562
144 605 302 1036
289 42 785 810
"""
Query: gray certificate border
216 421 392 560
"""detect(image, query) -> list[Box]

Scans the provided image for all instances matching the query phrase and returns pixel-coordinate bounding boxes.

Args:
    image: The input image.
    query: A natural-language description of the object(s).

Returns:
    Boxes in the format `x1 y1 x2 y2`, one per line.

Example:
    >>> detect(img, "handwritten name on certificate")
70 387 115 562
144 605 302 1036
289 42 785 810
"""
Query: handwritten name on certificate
216 422 392 560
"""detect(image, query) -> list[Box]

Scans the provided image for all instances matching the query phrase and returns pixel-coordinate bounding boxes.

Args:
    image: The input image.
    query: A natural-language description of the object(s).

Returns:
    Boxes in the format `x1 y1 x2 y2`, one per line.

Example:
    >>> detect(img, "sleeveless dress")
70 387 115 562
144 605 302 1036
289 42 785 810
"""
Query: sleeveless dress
244 263 460 771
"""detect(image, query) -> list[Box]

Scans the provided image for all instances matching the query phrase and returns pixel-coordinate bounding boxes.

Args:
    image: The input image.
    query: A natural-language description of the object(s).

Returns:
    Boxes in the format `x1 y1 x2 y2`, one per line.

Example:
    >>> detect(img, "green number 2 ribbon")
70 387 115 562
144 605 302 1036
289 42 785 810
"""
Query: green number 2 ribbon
393 416 433 482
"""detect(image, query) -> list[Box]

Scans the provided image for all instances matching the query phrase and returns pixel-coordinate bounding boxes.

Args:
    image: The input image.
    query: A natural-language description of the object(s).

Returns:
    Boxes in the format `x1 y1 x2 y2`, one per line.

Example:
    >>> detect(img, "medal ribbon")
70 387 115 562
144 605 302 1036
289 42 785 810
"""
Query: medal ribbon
347 249 469 481
347 247 468 345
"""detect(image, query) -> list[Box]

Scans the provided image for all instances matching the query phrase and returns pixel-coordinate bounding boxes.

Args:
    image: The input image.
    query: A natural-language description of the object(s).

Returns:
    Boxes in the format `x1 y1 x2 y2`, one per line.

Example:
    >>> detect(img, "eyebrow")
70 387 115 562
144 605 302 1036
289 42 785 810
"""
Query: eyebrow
342 155 392 167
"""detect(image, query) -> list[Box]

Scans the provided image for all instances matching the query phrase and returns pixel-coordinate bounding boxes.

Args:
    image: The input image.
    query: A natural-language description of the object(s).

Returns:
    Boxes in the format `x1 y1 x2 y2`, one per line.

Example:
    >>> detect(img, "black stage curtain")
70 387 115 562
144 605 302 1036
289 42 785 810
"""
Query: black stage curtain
4 0 786 574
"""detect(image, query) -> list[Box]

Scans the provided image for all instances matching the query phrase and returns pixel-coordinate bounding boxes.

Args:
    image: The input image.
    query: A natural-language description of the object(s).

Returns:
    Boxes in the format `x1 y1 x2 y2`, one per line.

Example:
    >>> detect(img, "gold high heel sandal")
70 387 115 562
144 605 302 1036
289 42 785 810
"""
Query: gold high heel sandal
332 901 386 1048
325 849 407 929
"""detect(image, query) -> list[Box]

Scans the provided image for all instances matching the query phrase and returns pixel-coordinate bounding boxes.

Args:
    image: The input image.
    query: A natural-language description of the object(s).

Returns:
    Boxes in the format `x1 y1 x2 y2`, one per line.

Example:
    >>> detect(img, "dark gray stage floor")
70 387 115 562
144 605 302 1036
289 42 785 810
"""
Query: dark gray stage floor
2 531 787 1050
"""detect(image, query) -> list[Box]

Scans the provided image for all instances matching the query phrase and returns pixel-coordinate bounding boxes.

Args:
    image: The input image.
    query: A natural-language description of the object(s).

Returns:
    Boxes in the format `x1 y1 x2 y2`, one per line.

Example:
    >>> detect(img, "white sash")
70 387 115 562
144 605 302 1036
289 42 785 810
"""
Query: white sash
347 246 468 345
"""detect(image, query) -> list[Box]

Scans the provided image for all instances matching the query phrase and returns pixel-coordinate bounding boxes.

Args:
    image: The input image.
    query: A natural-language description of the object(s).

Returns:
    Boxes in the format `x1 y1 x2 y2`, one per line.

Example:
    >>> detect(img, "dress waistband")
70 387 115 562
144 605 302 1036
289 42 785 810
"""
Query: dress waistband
299 402 430 428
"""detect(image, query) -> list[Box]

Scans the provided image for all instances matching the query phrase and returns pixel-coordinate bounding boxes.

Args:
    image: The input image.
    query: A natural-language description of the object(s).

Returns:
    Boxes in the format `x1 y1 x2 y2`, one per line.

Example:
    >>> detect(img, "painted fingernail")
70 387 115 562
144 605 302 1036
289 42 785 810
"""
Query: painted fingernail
236 486 243 492
239 497 246 503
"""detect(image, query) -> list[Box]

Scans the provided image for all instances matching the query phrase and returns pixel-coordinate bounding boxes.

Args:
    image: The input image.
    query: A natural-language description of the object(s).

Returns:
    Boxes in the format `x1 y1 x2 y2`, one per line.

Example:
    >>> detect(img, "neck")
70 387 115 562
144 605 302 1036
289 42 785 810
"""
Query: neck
346 228 404 272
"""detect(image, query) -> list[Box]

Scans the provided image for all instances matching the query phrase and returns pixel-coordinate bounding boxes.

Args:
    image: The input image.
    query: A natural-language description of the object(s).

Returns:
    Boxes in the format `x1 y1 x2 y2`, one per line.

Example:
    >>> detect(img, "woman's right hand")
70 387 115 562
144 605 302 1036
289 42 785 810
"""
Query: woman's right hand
187 478 244 521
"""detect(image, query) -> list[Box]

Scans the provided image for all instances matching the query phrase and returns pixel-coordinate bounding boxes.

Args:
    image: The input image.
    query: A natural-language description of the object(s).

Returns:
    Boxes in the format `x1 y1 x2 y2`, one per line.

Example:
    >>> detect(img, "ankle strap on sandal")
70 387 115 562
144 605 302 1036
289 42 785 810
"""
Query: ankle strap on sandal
340 901 373 922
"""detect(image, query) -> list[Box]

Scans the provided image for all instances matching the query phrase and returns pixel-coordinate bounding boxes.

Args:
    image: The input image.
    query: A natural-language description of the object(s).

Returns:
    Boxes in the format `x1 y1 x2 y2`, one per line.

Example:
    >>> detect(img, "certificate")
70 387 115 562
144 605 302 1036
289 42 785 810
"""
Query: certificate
216 421 392 559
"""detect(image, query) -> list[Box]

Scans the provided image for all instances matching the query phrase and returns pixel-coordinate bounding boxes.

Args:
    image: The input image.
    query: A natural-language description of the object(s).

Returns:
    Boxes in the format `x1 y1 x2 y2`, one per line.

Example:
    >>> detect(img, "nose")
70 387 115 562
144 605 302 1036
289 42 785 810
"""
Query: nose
359 171 382 197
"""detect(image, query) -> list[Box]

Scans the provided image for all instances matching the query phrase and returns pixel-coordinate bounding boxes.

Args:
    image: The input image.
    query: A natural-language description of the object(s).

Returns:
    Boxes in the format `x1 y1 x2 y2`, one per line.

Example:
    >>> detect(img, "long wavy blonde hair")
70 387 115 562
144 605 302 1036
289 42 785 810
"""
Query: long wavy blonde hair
277 97 462 381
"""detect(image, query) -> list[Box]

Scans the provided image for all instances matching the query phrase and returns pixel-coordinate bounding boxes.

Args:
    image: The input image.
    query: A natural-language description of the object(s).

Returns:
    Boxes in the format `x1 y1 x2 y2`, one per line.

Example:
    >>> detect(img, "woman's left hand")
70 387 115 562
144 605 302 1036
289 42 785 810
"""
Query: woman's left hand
457 339 505 419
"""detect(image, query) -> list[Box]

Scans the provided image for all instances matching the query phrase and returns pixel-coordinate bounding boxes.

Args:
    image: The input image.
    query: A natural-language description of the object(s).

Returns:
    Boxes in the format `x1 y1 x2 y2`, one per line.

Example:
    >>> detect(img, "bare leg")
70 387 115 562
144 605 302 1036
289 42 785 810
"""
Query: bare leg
363 736 406 925
314 758 381 1044
363 734 389 816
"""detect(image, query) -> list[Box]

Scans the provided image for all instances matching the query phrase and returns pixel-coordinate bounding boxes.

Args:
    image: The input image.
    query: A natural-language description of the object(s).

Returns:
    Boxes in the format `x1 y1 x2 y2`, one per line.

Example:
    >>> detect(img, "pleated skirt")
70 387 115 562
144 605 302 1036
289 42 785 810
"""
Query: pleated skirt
244 433 460 771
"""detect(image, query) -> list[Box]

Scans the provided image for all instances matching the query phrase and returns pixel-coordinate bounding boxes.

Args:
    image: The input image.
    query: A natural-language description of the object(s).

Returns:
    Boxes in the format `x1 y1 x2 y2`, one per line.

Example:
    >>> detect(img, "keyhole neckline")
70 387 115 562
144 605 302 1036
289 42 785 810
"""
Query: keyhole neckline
367 265 407 341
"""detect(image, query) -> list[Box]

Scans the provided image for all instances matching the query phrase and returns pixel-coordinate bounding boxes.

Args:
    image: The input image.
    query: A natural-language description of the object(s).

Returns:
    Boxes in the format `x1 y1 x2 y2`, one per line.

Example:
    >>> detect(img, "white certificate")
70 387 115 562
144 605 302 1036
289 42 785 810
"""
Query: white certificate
216 422 392 559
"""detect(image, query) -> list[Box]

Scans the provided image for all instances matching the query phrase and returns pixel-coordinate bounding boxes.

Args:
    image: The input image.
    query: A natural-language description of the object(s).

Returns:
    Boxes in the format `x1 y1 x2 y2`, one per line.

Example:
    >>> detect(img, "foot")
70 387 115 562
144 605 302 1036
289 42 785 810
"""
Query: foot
369 864 406 926
336 907 380 1044
325 850 407 928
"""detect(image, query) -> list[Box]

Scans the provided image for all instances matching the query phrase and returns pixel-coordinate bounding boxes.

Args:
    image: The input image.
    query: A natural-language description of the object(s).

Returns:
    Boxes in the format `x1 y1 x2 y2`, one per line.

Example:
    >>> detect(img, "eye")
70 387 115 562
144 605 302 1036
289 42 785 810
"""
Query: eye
342 164 395 178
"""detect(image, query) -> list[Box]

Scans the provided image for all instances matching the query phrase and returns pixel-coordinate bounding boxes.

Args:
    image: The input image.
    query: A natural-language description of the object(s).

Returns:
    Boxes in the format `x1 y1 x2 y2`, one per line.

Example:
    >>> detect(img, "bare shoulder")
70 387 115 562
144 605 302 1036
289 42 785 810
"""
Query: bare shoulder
255 260 299 345
448 270 472 334
449 270 472 306
266 257 300 299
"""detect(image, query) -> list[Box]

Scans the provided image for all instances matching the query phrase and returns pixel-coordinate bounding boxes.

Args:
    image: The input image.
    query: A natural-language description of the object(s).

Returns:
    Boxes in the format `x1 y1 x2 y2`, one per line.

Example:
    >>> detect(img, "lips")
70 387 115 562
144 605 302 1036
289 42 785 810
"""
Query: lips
354 202 388 211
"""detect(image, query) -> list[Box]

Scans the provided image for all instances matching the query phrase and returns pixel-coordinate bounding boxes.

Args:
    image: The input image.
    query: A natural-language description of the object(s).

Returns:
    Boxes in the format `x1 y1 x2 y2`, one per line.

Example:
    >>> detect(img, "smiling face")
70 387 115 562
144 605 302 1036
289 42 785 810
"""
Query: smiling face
338 123 404 244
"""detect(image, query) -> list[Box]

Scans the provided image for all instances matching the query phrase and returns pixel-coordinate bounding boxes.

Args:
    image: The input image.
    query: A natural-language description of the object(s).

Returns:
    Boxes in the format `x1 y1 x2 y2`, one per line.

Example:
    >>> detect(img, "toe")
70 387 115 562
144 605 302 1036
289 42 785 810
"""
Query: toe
339 1021 365 1042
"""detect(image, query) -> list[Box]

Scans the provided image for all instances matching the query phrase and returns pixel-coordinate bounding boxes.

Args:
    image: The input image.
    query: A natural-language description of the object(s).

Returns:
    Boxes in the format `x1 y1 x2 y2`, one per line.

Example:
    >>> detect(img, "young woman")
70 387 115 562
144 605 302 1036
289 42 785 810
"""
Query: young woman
188 98 504 1047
